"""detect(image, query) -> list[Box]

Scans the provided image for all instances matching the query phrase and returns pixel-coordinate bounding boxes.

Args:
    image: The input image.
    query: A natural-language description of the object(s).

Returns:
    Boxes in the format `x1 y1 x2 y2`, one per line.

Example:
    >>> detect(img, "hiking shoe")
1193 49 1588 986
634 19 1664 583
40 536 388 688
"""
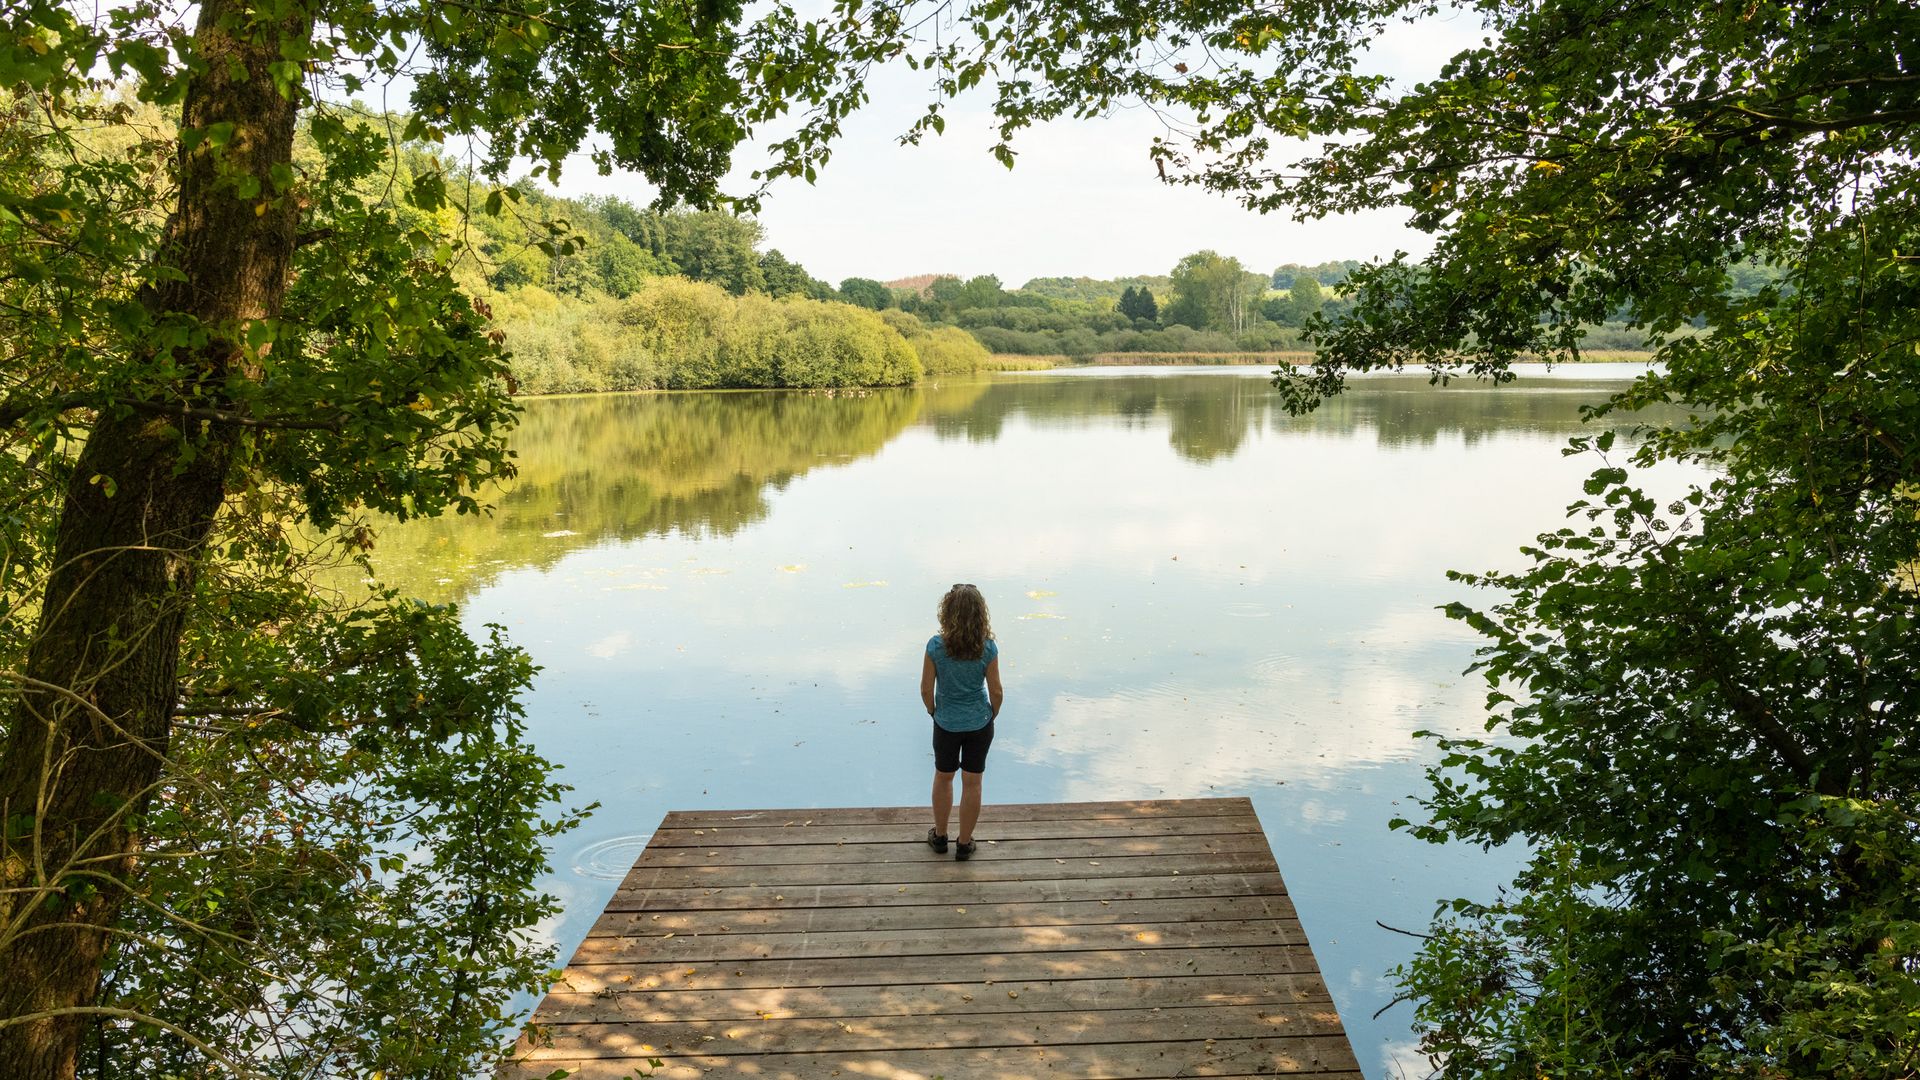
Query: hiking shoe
954 839 977 861
926 828 949 854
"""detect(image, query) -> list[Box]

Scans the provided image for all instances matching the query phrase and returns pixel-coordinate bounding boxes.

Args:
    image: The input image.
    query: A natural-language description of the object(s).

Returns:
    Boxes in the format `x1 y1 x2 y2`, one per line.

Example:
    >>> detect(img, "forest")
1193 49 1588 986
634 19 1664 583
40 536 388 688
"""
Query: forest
455 178 1342 388
465 180 1729 390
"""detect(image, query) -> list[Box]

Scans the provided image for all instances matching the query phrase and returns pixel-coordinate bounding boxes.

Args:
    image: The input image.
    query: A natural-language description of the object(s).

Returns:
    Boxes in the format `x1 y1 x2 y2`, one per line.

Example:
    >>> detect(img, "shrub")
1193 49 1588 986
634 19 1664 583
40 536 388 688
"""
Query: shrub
495 278 922 392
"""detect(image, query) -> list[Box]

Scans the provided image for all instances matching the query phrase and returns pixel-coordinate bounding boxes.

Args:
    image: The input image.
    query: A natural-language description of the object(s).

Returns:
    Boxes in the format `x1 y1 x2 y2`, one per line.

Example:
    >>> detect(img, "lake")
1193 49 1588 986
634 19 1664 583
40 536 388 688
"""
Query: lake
366 363 1692 1077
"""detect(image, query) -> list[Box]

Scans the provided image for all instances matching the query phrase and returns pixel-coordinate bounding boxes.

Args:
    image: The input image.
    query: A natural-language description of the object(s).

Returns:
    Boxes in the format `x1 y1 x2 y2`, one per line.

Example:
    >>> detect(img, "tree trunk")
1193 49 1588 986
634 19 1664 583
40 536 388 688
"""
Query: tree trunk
0 1 304 1073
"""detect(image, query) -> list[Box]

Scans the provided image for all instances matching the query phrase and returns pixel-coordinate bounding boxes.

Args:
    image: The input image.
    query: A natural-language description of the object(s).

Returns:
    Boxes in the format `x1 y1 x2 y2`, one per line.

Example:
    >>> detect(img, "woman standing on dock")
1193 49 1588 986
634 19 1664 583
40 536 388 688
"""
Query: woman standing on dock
922 584 1002 861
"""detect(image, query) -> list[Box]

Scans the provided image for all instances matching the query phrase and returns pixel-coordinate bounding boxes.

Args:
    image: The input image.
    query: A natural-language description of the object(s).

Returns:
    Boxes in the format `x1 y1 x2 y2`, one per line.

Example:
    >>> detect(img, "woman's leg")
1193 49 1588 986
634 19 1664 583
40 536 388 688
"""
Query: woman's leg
957 771 983 844
932 770 955 836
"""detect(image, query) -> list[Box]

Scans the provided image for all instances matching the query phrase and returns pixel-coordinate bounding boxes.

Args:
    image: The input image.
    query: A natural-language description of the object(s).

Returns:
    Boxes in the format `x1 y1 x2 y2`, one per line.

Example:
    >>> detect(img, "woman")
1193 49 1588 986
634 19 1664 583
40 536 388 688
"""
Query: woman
921 583 1003 860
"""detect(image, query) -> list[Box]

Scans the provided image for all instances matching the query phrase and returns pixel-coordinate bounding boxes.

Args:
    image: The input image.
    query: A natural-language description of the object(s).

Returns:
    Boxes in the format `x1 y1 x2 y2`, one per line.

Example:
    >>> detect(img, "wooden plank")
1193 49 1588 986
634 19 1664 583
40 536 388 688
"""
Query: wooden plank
550 943 1319 994
648 814 1262 847
499 1035 1362 1079
636 831 1272 867
589 893 1299 937
619 850 1280 890
509 799 1357 1080
607 871 1289 912
532 972 1334 1024
571 918 1307 965
661 797 1253 829
526 1002 1345 1058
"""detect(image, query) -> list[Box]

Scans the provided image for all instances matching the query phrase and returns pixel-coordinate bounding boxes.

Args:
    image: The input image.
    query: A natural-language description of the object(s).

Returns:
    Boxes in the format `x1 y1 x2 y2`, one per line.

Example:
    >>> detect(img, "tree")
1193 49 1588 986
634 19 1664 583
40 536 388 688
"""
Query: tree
1116 285 1159 323
596 232 673 297
1165 251 1263 333
588 195 677 268
1283 274 1324 327
757 248 831 299
838 277 893 310
1148 0 1920 1072
956 274 1007 310
662 211 766 295
1271 261 1361 290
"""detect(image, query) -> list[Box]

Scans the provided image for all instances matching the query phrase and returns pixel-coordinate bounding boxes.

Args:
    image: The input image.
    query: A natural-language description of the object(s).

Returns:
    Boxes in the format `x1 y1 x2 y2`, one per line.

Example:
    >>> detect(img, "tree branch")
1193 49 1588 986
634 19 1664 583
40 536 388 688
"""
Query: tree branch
0 1007 267 1077
122 400 349 432
1722 103 1920 136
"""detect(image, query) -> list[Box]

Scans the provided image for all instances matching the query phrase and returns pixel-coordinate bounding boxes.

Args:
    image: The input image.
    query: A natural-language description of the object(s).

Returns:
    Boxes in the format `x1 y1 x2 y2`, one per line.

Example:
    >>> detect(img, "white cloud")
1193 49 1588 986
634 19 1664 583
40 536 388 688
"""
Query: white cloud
584 630 634 659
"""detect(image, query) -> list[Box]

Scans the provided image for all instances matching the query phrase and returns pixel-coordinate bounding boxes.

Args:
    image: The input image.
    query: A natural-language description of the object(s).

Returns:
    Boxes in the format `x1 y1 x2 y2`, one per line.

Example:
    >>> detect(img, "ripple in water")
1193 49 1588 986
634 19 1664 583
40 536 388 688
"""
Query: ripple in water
1250 654 1300 681
1223 601 1272 619
571 834 653 880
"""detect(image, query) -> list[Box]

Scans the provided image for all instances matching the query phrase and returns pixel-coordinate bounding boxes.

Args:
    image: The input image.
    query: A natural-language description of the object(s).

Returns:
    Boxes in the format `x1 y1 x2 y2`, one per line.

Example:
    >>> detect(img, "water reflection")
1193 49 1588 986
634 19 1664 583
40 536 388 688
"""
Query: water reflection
372 365 1677 604
368 364 1696 1078
926 366 1677 459
370 389 922 602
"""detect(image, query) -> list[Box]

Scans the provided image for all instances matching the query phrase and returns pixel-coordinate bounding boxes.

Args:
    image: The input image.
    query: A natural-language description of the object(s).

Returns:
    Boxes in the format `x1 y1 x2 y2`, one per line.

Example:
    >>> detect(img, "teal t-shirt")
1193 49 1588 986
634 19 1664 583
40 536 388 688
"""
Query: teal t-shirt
928 635 998 732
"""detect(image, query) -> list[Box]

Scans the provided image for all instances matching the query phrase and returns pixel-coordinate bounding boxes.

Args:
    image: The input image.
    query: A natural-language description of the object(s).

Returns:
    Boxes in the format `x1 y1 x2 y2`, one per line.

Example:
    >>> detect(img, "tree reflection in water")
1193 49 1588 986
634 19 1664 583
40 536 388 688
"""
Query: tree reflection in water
361 369 1677 603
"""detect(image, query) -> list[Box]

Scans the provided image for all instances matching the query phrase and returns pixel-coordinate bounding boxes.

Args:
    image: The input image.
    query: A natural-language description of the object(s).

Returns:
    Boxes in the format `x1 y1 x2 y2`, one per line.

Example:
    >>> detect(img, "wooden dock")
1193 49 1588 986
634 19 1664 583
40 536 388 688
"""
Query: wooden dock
505 797 1360 1078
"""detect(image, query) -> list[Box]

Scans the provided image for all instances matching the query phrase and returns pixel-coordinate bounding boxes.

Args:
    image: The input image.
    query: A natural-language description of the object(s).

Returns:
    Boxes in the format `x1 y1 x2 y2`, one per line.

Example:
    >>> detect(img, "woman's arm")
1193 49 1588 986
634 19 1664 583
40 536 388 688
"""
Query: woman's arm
985 657 1003 720
921 653 937 716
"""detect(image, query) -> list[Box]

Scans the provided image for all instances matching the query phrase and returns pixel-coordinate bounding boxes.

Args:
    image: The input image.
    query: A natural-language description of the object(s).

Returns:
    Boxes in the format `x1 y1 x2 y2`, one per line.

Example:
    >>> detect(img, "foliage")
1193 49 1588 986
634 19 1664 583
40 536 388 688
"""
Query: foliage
838 277 893 310
499 277 920 393
878 310 994 374
1264 273 1323 328
458 182 811 301
1172 0 1920 1073
759 248 834 299
91 603 585 1078
1116 284 1159 323
881 261 1301 357
1022 274 1172 305
0 74 573 1078
1271 260 1363 289
369 388 929 597
660 210 767 295
1164 250 1267 334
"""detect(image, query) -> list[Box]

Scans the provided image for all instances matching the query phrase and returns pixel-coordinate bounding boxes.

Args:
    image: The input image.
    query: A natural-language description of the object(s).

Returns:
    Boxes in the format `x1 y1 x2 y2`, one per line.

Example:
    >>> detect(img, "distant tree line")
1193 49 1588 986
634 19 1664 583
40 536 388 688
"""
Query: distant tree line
435 165 1010 390
456 168 1745 375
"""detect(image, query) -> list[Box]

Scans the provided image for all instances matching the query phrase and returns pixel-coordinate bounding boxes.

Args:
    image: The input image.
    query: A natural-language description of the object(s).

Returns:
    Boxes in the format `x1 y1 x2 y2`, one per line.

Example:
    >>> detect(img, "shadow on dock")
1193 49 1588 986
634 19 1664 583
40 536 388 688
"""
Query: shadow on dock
504 797 1360 1079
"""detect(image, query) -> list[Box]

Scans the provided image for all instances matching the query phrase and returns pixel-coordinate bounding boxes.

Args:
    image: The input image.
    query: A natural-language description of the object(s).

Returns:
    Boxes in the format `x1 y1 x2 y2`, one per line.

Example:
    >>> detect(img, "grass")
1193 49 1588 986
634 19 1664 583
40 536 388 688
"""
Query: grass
975 353 1064 370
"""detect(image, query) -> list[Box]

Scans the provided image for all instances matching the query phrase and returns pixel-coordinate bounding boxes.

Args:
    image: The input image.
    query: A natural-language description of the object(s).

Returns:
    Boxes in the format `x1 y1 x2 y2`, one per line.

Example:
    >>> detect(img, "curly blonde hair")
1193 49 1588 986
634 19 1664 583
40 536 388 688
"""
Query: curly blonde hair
938 584 994 661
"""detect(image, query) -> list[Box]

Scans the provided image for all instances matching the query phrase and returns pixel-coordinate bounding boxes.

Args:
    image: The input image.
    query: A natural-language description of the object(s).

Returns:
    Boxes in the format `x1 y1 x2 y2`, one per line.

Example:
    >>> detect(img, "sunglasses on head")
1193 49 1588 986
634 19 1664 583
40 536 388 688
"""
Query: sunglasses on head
951 583 975 590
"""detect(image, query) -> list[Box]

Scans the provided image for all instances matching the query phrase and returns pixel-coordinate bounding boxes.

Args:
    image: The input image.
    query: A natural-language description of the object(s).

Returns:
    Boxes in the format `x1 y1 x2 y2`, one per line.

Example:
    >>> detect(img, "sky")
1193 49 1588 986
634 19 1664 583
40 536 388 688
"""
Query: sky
548 8 1492 288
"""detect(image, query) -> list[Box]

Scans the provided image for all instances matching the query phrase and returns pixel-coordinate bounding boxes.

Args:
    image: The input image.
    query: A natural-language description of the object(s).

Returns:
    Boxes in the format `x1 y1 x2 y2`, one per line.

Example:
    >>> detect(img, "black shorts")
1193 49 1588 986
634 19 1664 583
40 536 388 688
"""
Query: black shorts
932 720 995 774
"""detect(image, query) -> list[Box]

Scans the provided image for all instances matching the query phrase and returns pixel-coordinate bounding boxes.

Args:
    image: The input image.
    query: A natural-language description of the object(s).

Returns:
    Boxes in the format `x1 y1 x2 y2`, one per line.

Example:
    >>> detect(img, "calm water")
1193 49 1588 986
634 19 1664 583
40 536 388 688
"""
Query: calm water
367 363 1691 1077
